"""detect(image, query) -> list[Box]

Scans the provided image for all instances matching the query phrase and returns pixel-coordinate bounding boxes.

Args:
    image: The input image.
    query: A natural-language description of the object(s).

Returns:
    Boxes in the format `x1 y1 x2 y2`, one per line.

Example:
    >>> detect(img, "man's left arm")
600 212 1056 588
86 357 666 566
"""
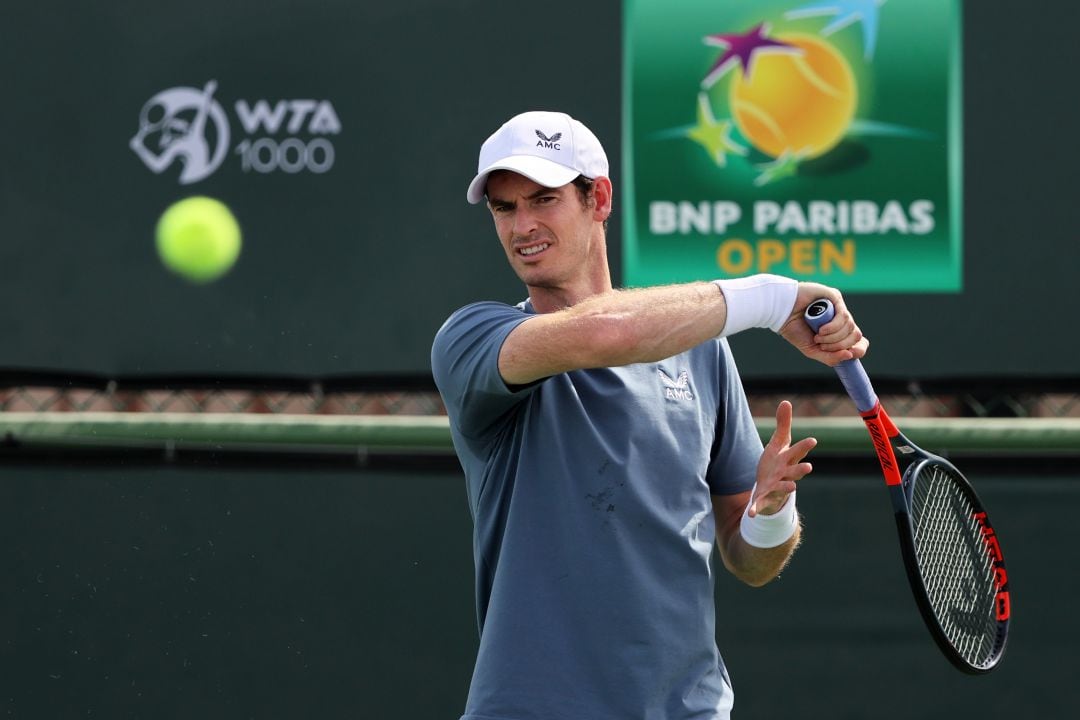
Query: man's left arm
713 400 814 587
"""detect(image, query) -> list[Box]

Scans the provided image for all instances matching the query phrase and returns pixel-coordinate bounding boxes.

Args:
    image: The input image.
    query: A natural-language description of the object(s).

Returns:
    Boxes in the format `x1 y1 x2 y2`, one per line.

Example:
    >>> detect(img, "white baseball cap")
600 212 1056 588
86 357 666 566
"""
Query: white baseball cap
466 110 609 204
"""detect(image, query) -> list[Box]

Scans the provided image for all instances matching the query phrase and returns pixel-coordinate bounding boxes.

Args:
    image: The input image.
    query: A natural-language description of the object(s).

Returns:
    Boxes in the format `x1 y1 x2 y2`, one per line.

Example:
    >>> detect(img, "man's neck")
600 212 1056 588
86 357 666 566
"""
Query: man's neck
526 272 613 314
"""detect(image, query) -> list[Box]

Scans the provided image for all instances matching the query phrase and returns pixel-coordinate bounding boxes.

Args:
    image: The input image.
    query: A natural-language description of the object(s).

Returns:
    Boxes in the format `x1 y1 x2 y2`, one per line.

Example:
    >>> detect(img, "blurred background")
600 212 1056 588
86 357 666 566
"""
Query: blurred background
1 1 1077 718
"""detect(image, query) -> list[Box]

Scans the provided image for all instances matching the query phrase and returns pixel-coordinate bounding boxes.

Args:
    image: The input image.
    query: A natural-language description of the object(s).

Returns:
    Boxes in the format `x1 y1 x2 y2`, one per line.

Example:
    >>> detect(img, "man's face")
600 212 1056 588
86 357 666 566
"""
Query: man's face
485 171 597 289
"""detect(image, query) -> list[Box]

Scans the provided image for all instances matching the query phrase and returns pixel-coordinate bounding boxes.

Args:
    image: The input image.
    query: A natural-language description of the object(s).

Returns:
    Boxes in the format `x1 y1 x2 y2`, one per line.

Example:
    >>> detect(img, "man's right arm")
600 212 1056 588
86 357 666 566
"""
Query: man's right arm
498 278 867 386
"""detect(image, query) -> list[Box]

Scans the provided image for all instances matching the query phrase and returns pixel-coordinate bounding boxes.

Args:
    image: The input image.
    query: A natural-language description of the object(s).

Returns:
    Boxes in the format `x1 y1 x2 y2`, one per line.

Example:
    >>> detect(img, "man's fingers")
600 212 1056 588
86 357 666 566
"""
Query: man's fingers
810 300 868 356
815 326 865 352
812 303 861 343
754 402 815 518
810 345 863 367
786 436 817 463
769 400 794 448
783 462 812 482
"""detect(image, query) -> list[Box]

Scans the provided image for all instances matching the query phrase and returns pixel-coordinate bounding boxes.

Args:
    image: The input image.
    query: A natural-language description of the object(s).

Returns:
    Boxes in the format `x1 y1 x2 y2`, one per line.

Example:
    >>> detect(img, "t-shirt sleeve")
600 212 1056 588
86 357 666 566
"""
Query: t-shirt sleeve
431 301 539 440
706 339 763 496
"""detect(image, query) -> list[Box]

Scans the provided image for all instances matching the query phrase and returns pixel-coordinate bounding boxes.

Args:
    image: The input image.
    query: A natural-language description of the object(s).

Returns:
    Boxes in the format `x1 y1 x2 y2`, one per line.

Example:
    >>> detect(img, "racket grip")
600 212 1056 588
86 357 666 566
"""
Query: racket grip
803 299 878 413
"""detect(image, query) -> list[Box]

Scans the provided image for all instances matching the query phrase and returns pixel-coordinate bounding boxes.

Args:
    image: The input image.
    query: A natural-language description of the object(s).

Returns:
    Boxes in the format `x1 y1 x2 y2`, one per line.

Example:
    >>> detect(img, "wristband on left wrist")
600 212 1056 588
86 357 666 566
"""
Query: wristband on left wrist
739 489 799 549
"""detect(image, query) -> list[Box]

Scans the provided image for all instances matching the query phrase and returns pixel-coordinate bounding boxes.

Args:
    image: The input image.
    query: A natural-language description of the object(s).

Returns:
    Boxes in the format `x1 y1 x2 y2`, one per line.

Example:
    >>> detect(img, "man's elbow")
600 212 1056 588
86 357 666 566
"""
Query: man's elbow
736 568 782 588
719 539 798 587
722 555 779 587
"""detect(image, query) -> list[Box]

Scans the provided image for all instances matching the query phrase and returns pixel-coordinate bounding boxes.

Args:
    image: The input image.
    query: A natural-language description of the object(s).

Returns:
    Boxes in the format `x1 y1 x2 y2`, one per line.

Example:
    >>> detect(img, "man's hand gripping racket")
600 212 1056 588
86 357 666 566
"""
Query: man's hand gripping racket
805 299 1010 674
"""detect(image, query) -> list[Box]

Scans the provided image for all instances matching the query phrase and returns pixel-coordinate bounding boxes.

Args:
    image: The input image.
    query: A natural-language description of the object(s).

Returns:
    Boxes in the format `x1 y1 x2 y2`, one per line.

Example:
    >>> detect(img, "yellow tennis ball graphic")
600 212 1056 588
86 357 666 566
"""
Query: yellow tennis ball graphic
730 33 856 159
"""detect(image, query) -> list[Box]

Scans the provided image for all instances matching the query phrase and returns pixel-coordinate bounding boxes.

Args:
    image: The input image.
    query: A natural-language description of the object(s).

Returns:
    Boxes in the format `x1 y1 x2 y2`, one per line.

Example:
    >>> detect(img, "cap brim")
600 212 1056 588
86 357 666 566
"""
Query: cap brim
466 155 581 204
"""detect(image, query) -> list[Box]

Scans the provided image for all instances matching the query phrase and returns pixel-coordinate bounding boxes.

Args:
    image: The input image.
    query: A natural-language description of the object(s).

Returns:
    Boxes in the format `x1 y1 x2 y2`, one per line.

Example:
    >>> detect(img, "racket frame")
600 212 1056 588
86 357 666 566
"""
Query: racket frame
863 401 1010 673
804 299 1010 673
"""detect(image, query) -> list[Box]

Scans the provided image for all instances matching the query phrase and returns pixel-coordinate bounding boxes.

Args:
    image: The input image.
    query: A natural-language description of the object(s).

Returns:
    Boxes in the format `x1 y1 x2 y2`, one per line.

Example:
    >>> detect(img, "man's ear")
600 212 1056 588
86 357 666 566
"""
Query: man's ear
591 176 613 222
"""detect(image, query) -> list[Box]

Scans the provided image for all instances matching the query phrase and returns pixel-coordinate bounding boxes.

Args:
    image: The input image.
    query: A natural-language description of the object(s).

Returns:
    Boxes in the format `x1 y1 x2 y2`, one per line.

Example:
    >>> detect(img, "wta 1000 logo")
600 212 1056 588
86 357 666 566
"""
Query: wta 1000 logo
130 80 341 184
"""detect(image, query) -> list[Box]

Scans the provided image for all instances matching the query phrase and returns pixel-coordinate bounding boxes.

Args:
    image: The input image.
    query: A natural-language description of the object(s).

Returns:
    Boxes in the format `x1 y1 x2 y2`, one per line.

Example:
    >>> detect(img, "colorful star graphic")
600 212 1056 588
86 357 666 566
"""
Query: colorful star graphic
754 150 802 187
686 93 747 167
785 0 887 59
701 23 800 88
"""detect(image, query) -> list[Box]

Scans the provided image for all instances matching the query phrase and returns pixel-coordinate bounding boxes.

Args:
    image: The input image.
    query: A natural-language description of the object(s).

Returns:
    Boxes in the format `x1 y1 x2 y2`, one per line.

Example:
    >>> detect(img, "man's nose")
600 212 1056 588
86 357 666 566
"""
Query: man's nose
512 206 539 236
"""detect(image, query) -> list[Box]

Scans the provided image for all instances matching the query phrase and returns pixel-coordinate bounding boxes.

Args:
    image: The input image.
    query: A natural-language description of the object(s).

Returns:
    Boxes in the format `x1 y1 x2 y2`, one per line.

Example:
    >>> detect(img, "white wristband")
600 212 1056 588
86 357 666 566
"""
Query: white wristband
739 488 798 548
713 274 799 336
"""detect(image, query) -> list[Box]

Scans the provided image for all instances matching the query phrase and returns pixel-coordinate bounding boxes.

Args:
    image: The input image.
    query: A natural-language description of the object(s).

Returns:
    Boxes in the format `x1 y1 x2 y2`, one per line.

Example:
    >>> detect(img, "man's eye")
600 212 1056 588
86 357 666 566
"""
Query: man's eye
536 196 556 205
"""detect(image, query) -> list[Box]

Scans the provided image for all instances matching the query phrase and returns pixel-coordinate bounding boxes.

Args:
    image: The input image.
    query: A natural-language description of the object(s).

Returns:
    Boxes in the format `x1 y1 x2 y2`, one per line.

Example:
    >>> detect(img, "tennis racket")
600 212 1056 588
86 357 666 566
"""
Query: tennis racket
804 299 1010 674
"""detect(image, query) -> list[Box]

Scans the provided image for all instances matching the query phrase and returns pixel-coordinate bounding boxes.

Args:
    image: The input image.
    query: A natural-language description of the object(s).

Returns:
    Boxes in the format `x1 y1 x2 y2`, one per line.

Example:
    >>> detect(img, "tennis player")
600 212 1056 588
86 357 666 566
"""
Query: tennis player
431 110 868 719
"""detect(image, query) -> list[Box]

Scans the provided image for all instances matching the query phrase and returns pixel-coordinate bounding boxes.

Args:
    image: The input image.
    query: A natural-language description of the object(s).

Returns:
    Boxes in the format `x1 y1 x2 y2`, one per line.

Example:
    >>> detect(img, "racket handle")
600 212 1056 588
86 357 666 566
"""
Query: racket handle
803 299 878 413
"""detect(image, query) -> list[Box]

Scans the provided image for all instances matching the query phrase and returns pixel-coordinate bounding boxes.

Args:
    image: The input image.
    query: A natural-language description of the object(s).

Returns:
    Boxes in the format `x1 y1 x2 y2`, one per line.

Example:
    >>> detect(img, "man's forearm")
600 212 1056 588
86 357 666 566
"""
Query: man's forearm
499 282 730 385
721 523 802 587
569 282 730 365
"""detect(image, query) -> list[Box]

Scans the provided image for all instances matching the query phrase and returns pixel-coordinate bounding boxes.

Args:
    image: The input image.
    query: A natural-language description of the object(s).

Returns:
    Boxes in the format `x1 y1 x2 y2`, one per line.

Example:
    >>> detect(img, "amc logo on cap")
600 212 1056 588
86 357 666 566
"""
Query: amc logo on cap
535 130 562 150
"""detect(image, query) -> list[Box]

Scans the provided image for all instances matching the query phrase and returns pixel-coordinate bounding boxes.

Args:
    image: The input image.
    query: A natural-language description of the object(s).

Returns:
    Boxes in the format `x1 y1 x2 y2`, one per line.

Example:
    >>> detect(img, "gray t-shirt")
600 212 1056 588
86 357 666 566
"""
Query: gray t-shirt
431 299 762 720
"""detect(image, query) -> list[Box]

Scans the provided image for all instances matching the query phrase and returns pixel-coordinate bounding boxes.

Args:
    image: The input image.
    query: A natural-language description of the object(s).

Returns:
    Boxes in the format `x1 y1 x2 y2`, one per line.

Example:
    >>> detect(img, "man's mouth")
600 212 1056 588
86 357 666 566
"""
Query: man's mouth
518 242 550 257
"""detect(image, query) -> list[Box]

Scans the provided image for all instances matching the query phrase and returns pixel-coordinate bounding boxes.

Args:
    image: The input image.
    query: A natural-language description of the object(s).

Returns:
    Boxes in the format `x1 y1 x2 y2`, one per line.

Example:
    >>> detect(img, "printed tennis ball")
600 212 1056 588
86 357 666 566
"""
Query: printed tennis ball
155 196 242 283
730 33 856 159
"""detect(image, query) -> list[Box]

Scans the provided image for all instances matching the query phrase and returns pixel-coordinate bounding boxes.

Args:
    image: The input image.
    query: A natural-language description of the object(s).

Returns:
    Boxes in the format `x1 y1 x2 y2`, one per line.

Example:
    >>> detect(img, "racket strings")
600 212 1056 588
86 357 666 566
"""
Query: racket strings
910 464 998 667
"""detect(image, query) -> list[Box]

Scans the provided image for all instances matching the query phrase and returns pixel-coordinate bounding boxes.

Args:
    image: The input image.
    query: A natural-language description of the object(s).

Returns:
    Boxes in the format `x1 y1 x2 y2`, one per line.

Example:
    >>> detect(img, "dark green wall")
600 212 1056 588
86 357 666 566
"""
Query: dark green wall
1 460 1073 718
0 465 477 718
1 0 1077 381
0 0 620 380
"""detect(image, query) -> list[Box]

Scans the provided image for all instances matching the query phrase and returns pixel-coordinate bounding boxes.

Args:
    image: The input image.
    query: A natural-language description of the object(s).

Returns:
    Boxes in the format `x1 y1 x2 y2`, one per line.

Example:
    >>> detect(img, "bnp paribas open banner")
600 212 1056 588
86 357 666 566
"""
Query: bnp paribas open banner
623 0 962 292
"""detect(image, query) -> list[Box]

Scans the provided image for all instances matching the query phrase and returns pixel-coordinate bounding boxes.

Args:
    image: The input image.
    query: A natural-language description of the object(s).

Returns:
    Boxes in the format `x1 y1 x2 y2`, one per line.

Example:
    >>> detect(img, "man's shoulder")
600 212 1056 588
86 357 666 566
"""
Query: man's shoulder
448 299 526 319
446 298 530 322
435 300 528 343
